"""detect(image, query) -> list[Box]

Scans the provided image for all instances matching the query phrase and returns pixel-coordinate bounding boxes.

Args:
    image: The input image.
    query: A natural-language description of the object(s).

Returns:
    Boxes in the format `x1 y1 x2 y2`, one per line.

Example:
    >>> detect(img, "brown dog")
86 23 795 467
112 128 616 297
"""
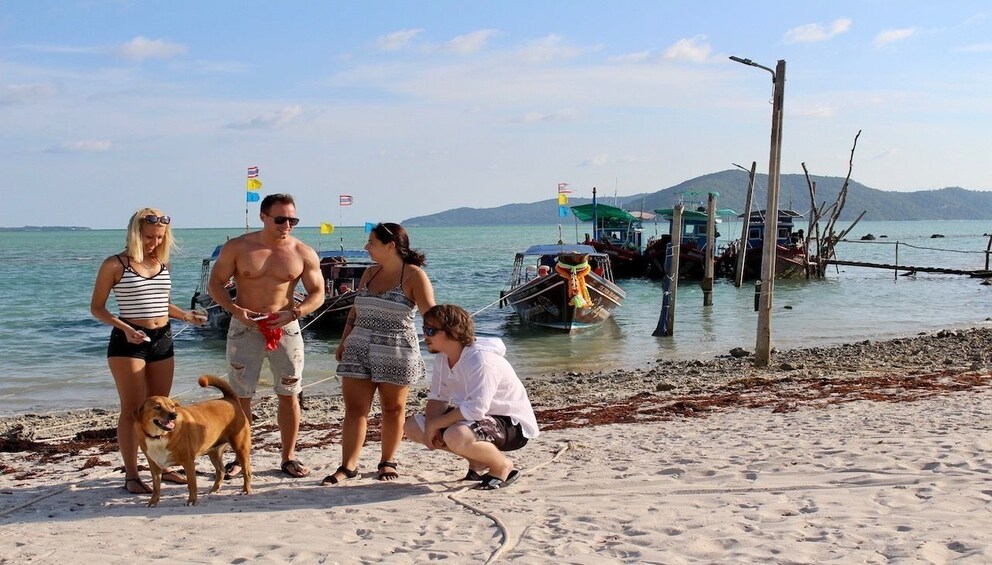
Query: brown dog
135 375 252 506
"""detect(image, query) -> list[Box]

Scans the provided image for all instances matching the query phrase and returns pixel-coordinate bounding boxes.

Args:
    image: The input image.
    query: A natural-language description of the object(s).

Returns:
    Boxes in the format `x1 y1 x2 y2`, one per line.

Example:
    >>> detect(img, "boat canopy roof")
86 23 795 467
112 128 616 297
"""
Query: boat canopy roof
318 249 372 260
739 209 804 220
653 208 737 221
519 243 606 257
570 203 640 224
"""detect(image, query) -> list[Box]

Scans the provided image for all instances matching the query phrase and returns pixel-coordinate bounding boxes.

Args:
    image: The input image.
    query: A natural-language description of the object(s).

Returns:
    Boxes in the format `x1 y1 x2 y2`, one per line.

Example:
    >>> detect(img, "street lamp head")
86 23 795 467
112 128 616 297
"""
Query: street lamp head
729 55 776 80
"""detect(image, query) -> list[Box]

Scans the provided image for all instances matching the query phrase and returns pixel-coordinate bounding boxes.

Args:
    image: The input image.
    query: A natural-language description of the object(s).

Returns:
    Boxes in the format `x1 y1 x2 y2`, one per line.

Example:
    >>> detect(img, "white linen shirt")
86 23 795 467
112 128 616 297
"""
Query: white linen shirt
429 337 539 438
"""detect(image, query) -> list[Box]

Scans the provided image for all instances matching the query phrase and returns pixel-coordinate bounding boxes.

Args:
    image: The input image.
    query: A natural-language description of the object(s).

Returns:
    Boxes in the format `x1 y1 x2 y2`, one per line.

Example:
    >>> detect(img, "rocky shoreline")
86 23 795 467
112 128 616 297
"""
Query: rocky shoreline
2 326 990 450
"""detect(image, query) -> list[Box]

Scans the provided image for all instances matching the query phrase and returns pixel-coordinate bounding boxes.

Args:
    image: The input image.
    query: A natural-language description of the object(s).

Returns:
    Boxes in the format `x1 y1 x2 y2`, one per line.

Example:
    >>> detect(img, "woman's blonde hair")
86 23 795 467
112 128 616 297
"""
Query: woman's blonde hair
125 207 175 264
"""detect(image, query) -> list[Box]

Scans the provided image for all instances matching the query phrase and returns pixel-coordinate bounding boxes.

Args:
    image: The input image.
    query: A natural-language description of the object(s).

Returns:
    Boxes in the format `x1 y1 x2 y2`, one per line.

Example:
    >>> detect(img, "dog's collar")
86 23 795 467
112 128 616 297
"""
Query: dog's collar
145 431 166 440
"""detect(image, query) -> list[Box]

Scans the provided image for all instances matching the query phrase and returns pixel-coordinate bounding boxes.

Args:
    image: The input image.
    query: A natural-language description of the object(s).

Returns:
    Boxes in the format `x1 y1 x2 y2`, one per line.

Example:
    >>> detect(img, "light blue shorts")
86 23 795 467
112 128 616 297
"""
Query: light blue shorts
225 319 304 397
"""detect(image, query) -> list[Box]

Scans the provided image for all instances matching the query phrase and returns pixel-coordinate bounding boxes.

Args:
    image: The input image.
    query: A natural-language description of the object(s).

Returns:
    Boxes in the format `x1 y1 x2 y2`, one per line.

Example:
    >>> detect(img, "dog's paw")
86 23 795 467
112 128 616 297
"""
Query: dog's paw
185 498 199 506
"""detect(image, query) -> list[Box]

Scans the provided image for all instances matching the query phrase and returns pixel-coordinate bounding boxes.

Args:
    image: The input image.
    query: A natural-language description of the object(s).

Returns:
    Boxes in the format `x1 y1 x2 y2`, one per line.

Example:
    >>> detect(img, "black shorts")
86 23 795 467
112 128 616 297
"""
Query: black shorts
468 415 529 452
107 323 174 362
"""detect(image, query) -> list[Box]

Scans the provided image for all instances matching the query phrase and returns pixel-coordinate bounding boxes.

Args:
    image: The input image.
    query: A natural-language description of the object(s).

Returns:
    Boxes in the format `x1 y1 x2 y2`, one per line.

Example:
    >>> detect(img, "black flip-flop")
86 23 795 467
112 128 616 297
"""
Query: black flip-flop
475 469 520 490
462 469 485 481
223 461 242 480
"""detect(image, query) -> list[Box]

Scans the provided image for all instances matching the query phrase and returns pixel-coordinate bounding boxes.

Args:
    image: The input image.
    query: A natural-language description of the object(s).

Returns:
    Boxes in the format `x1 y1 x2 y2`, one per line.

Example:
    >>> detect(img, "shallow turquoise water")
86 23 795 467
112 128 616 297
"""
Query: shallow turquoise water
1 220 990 414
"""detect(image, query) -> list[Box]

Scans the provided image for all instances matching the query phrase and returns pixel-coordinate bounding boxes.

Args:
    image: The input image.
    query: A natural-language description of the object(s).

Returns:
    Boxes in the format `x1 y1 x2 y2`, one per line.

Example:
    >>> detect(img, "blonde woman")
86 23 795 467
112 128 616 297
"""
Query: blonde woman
90 208 206 494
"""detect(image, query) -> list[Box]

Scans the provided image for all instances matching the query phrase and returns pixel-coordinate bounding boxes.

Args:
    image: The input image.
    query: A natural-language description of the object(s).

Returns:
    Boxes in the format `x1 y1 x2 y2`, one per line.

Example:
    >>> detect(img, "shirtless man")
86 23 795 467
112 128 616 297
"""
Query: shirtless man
207 193 324 478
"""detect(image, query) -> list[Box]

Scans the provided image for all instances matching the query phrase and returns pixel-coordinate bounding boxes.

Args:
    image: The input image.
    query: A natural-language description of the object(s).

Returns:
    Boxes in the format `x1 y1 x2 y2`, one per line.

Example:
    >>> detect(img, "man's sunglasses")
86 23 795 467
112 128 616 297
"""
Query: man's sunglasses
142 215 171 225
271 216 300 226
422 325 441 337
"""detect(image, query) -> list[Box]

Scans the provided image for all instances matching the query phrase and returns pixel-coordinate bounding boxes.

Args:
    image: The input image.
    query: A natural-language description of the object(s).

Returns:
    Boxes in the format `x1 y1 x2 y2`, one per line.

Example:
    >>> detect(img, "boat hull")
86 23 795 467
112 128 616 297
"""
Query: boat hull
502 270 625 332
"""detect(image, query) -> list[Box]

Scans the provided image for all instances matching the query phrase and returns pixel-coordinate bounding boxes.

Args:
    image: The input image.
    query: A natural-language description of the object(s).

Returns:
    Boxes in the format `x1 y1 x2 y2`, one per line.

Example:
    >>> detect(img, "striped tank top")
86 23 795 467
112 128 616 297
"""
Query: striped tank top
112 256 172 319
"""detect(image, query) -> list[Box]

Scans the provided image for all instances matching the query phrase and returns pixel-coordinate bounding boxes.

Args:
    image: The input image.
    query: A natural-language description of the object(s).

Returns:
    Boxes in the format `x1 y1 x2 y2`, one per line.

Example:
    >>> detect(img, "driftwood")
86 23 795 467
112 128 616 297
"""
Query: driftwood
802 130 865 278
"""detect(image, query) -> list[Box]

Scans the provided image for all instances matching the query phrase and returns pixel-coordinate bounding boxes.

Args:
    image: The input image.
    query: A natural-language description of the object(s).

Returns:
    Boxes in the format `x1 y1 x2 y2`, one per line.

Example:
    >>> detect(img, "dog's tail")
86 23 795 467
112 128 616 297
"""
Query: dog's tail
198 375 239 399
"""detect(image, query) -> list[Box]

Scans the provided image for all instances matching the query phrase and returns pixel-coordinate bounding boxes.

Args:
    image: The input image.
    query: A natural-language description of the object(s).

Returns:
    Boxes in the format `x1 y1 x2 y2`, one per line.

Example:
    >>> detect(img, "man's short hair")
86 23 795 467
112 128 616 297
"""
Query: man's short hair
260 193 295 214
424 304 475 347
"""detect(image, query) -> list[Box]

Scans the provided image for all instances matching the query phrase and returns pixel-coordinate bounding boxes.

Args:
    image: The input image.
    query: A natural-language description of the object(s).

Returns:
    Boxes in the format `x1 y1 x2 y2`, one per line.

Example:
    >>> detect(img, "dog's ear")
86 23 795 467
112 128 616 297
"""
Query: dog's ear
134 403 144 420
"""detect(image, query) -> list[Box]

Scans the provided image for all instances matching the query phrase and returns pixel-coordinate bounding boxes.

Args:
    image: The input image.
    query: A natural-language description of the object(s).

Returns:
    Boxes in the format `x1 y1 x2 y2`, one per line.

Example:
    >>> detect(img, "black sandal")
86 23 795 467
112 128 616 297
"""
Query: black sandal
321 465 358 485
376 461 399 481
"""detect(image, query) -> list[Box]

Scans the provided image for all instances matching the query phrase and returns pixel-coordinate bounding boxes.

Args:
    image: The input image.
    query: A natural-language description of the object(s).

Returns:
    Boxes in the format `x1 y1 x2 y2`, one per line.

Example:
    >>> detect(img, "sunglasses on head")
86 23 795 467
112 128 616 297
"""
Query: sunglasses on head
271 215 300 226
142 215 171 225
376 223 394 236
422 325 441 337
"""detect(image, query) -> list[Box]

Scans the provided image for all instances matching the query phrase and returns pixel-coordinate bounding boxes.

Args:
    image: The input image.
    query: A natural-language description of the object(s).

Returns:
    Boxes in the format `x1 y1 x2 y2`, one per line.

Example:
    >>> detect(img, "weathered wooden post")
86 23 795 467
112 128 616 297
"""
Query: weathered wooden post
734 162 757 287
984 234 991 270
702 192 716 306
894 241 899 281
654 204 683 336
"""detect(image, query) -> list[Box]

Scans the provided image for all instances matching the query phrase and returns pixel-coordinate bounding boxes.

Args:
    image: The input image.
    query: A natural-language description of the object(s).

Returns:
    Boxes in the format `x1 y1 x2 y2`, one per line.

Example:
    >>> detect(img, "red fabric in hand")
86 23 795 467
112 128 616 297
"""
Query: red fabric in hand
257 315 282 351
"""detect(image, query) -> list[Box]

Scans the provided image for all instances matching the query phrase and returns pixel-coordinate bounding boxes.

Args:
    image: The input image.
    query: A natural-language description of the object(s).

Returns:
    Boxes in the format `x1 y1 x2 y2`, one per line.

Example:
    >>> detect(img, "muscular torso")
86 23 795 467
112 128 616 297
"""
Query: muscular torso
231 235 305 312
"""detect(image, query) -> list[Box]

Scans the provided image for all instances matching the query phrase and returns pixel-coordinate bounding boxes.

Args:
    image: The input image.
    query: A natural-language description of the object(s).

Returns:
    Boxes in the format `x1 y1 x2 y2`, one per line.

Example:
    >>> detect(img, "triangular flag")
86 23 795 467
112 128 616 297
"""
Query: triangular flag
320 222 334 235
364 221 375 233
246 178 263 191
246 192 260 203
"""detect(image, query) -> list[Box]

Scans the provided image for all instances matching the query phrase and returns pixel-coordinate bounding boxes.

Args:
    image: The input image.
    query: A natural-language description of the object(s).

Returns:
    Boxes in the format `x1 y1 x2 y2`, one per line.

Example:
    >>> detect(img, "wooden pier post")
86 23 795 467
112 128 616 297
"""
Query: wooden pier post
985 234 992 270
702 192 716 306
734 162 757 287
894 241 899 281
654 204 683 336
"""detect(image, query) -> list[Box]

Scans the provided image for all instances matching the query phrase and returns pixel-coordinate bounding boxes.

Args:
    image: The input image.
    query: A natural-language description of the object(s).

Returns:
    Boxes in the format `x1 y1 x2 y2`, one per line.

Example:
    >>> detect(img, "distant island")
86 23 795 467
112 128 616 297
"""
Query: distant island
403 169 992 226
0 226 92 232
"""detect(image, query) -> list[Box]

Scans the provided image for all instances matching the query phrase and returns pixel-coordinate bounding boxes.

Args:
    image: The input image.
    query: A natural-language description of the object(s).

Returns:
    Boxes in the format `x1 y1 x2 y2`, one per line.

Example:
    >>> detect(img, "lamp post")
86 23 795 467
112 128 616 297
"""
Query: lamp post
730 56 785 368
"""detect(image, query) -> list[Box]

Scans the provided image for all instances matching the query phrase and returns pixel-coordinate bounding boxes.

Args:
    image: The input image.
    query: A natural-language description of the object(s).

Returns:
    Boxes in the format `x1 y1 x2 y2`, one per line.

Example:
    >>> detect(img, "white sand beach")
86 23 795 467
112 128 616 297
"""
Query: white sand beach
2 328 991 564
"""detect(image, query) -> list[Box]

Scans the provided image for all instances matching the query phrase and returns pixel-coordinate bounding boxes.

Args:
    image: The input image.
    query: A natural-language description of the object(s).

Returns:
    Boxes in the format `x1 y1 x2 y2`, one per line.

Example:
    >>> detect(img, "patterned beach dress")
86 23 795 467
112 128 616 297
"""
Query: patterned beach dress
337 266 426 386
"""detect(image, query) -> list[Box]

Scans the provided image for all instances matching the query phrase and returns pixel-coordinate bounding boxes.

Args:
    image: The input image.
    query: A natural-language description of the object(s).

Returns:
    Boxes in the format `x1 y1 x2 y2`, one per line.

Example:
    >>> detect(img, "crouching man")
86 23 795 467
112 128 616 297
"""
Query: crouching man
404 304 539 490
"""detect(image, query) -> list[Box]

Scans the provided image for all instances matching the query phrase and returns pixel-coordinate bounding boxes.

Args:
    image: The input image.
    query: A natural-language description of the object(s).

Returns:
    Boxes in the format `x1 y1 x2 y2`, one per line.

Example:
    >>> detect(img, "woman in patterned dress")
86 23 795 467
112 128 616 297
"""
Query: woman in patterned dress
325 222 436 484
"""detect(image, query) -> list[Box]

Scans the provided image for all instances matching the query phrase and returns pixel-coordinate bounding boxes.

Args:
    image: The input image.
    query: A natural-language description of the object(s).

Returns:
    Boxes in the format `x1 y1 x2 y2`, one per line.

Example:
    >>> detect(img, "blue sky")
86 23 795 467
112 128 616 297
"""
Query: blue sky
2 1 990 228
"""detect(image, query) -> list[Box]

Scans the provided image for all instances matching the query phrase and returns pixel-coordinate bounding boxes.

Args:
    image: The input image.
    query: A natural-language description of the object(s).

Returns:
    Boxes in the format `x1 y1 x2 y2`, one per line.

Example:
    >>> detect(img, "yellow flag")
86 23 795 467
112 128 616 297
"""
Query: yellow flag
558 193 568 205
246 178 263 191
320 222 334 235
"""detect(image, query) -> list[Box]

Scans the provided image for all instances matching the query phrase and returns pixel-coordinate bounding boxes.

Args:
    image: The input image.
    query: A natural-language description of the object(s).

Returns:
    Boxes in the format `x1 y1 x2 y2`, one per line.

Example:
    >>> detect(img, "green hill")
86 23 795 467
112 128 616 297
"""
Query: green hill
403 170 992 225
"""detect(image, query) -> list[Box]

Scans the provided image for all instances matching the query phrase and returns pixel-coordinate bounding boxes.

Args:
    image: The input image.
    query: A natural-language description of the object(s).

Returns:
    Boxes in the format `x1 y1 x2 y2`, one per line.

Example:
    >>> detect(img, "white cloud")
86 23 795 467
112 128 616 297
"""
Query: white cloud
443 29 499 55
609 50 652 64
793 103 835 118
116 37 187 61
783 18 852 44
517 108 577 124
663 36 711 63
874 28 916 46
514 34 587 63
957 42 992 53
225 105 304 130
0 83 58 104
48 139 114 153
376 29 424 52
579 154 610 167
